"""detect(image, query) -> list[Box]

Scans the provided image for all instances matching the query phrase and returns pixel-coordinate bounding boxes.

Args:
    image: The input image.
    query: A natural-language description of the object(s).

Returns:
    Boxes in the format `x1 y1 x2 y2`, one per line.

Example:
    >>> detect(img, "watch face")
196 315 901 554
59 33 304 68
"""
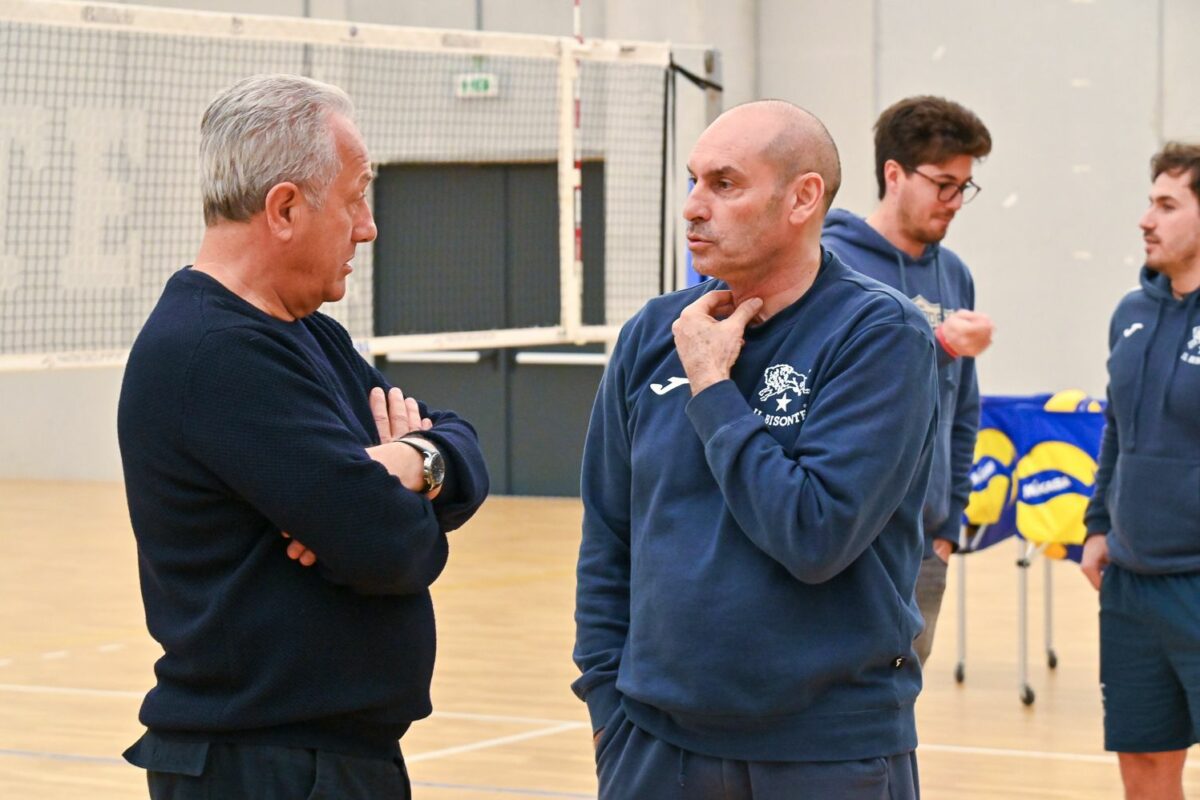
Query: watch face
428 451 446 488
398 436 446 493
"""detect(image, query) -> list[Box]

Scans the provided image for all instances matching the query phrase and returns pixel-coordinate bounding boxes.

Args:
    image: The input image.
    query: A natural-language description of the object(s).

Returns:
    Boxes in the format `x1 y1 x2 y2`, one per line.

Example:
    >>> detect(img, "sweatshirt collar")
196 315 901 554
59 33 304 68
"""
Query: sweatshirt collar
735 248 841 339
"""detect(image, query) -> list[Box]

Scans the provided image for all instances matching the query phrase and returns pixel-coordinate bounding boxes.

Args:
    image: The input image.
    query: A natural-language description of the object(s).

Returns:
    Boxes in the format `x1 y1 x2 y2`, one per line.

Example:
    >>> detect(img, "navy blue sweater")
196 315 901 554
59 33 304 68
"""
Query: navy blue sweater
117 268 488 758
823 209 981 554
573 251 938 762
1085 267 1200 573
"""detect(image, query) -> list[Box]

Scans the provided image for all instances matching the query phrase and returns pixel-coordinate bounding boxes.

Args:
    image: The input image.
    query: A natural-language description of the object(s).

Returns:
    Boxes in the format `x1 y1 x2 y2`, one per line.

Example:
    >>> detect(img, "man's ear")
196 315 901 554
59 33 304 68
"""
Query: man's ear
882 159 905 196
264 182 303 241
787 172 826 225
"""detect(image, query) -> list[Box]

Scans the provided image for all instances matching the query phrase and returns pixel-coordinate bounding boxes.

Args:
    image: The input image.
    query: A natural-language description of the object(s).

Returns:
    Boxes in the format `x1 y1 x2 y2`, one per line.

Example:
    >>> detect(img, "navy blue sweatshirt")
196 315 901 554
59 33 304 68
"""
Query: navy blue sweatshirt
823 209 981 555
117 268 488 758
573 251 938 762
1085 267 1200 573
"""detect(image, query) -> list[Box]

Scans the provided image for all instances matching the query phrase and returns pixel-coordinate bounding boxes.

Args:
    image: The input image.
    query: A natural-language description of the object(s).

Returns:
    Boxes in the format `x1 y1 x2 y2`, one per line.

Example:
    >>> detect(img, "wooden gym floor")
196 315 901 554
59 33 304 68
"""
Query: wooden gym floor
2 480 1198 799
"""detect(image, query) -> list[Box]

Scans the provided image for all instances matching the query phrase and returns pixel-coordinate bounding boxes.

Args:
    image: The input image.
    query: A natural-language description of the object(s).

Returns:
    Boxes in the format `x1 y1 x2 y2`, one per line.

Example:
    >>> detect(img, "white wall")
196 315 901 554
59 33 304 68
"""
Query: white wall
875 0 1159 396
758 0 877 221
1 368 125 480
2 0 1189 478
1163 0 1200 141
760 0 1179 399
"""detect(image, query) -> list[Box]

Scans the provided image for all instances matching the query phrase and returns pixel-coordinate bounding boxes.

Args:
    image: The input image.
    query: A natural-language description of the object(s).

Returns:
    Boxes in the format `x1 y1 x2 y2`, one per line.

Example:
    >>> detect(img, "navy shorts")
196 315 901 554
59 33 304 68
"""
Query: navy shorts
595 705 919 800
1100 565 1200 753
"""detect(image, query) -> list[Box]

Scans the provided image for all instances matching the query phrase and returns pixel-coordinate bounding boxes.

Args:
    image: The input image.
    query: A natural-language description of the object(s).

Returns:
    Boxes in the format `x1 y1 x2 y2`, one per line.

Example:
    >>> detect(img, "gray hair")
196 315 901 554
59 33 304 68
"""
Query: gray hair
200 74 355 226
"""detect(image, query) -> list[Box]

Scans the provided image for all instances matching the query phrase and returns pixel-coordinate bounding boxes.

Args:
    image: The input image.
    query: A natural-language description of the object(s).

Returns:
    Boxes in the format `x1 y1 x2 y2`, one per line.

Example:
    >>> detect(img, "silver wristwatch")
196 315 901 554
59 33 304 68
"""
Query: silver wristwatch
394 435 446 497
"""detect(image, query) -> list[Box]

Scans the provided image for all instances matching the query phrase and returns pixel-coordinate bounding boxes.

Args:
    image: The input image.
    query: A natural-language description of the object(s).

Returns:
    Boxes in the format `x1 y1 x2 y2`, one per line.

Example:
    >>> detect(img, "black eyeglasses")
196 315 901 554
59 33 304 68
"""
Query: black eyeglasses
908 167 981 204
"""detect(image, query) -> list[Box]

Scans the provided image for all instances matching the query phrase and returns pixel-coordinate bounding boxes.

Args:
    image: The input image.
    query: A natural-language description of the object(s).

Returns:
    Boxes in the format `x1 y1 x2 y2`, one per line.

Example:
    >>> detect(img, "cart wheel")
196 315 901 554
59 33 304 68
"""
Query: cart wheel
1047 650 1058 669
1021 685 1035 705
954 663 965 683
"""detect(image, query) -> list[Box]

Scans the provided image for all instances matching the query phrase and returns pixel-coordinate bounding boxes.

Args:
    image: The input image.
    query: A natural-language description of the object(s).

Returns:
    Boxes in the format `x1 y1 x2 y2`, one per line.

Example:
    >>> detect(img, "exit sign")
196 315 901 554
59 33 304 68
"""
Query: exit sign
455 73 499 99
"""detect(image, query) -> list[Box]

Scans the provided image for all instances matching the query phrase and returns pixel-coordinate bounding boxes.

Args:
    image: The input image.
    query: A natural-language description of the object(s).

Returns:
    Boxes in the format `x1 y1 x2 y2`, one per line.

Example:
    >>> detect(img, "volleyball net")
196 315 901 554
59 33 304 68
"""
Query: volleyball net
0 0 710 369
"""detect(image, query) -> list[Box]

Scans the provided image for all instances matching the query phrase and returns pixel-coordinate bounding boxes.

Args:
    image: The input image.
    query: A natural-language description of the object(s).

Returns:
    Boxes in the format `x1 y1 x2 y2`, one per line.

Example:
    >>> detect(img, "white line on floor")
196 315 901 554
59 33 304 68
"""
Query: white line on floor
0 748 124 765
407 722 585 763
0 684 592 724
0 683 142 698
432 710 588 727
0 750 598 798
921 743 1200 768
412 779 594 798
3 683 1190 771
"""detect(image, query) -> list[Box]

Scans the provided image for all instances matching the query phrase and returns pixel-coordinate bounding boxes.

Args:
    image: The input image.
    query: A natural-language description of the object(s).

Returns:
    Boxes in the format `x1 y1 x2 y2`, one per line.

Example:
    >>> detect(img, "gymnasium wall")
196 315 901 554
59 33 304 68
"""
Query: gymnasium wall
2 0 1196 480
762 0 1192 400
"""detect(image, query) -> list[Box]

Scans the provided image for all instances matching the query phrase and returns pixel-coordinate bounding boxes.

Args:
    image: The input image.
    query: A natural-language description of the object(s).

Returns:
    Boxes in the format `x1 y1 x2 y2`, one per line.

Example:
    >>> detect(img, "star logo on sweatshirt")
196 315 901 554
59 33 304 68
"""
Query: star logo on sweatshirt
775 395 792 412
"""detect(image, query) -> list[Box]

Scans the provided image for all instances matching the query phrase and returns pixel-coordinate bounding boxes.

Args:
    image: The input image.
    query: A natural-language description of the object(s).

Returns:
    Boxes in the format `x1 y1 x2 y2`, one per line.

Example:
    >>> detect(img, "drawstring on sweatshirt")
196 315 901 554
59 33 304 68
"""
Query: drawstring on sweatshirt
934 251 948 323
1129 302 1165 451
677 748 687 788
1126 268 1200 450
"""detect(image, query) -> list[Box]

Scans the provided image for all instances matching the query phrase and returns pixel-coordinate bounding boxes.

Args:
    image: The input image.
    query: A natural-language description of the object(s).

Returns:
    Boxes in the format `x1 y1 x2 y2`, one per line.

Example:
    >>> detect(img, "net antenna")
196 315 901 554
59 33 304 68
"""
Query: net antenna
0 0 689 370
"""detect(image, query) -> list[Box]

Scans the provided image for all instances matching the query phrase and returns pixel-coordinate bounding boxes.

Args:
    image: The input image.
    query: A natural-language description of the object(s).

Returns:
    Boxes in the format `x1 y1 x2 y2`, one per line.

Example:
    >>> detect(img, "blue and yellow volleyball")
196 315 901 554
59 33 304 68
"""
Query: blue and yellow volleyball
965 427 1017 526
1013 440 1097 548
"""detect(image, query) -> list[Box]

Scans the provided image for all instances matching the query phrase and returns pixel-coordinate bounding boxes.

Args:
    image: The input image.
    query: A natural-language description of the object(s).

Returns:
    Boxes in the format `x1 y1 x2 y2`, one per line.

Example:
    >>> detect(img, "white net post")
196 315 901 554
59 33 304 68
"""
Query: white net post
569 0 584 343
557 38 582 345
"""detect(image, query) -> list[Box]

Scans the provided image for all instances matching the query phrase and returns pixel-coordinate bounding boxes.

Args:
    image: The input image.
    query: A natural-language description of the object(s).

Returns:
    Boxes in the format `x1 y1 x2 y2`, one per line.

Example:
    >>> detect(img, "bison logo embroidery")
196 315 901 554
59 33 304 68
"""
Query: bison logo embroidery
758 364 809 401
1183 326 1200 365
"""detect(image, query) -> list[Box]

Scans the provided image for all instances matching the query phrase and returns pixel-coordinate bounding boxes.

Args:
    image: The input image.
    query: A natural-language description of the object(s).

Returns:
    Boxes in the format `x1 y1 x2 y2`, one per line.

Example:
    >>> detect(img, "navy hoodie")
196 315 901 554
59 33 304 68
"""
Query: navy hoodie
573 250 938 762
1084 267 1200 573
118 268 489 758
823 209 981 555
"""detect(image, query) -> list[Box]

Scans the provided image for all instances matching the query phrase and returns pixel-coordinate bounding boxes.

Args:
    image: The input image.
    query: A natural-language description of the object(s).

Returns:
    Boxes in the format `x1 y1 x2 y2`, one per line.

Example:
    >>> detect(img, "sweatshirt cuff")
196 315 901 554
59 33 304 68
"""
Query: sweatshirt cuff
1084 508 1111 538
933 326 959 363
685 379 752 444
933 509 964 548
933 531 960 552
583 680 622 734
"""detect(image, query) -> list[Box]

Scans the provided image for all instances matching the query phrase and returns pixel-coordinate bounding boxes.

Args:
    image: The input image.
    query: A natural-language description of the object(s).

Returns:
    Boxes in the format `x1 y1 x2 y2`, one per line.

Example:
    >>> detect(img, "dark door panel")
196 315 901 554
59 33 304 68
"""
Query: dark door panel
372 162 608 495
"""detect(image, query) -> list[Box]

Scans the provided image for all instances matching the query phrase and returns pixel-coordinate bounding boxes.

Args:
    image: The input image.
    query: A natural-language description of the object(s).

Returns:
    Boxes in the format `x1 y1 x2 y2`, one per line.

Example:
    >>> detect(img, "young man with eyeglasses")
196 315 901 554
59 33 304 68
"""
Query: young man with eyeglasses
823 95 993 666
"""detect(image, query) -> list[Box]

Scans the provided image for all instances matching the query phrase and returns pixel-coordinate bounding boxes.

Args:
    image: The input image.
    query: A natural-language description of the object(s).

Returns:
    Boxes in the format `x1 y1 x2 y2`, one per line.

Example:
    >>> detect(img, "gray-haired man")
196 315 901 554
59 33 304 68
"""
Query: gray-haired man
118 74 489 798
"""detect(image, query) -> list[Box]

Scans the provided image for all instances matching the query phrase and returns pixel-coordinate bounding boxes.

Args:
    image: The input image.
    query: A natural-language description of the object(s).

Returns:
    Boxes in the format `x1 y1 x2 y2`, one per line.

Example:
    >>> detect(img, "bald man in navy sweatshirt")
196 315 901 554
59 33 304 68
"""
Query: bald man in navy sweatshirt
573 100 938 799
